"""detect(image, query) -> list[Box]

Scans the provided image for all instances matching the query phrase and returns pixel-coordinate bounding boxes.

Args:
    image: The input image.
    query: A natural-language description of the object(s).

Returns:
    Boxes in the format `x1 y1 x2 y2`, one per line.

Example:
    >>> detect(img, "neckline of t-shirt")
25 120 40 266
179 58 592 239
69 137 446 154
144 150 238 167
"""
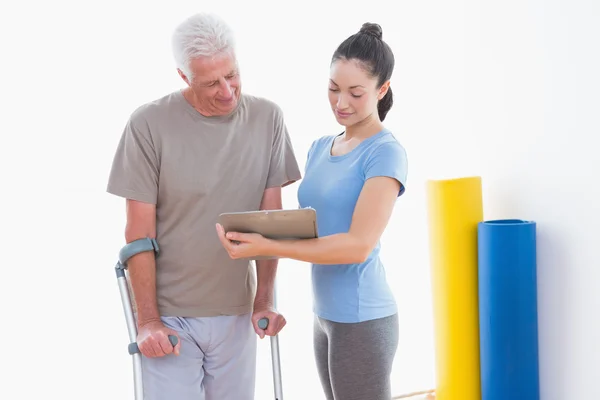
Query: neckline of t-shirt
175 89 243 122
327 129 390 162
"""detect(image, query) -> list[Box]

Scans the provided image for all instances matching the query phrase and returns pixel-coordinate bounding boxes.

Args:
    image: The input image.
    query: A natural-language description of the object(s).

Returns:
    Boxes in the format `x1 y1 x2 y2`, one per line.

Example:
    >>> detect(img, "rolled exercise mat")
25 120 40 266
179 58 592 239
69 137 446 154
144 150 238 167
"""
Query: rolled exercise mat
478 220 539 400
426 176 483 400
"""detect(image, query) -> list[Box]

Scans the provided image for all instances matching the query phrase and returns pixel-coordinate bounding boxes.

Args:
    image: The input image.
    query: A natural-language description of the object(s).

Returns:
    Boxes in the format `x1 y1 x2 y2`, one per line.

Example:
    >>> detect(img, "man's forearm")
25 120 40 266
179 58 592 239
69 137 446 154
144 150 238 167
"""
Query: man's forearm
124 200 160 327
254 258 277 307
127 248 160 327
255 186 282 307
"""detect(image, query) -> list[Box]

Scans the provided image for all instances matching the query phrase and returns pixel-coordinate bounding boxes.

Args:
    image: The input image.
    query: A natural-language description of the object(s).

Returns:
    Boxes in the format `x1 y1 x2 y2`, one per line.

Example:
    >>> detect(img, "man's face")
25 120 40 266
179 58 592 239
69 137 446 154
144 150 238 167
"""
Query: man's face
180 51 241 116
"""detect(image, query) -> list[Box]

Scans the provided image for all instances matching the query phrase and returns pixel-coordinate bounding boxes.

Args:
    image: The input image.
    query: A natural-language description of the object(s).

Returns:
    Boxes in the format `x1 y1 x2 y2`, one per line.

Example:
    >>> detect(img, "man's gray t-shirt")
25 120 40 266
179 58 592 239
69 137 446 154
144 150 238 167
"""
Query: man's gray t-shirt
107 91 302 317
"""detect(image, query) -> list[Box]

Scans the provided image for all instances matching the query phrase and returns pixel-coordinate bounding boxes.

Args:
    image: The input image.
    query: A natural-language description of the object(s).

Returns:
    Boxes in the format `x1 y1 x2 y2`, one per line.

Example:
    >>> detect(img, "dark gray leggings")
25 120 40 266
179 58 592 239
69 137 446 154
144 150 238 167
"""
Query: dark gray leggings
313 313 399 400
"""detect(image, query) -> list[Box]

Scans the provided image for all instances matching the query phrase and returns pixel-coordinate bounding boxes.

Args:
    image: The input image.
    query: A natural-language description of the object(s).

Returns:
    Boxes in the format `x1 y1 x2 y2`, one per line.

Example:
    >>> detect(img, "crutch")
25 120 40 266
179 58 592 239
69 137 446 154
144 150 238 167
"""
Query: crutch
257 283 284 400
114 237 178 400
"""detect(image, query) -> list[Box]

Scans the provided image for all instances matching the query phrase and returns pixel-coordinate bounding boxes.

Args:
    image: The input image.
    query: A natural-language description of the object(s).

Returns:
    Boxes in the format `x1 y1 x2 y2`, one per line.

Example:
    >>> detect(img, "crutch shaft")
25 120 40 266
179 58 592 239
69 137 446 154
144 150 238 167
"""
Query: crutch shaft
270 335 284 400
116 269 144 399
116 273 138 346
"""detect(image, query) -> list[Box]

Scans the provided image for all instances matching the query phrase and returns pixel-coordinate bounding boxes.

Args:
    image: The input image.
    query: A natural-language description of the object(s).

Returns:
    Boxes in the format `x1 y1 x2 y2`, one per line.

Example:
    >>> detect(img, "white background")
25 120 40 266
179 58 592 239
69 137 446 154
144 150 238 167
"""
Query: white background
1 1 598 399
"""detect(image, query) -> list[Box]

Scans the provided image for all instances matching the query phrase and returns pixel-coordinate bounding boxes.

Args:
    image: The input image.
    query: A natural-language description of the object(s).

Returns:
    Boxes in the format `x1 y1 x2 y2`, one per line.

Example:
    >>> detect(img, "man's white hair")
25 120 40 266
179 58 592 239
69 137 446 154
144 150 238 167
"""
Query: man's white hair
171 13 236 81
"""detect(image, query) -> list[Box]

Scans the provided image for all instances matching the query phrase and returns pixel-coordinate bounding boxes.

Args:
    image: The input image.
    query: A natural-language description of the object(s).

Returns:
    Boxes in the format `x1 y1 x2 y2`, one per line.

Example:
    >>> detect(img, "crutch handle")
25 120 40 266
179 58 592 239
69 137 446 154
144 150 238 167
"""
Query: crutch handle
128 335 179 355
258 317 269 330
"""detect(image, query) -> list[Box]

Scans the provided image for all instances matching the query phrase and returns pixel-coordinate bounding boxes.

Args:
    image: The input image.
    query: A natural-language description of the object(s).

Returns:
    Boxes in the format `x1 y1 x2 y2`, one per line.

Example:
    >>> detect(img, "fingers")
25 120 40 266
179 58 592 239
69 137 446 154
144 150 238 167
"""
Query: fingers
215 224 232 250
252 316 267 339
138 330 180 358
253 313 287 338
255 327 265 339
138 335 163 358
267 314 286 336
216 224 239 256
216 224 251 259
137 339 156 358
216 224 251 244
158 333 175 356
225 231 244 241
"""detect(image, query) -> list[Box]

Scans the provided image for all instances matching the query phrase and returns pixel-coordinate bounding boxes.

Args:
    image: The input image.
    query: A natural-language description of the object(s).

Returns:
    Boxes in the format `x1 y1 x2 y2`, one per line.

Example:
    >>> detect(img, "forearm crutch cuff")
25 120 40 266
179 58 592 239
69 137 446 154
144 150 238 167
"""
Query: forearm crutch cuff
115 237 159 277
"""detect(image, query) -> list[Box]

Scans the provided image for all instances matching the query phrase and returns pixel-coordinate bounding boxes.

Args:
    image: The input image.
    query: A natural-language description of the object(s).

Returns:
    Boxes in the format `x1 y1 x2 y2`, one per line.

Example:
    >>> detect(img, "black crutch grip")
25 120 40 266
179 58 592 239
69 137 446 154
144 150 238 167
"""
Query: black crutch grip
128 335 179 355
258 317 269 330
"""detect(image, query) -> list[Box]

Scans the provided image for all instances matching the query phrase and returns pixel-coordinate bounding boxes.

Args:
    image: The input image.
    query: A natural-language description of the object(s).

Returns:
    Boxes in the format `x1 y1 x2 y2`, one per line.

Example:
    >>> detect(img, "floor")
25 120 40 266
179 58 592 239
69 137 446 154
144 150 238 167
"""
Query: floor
392 390 435 399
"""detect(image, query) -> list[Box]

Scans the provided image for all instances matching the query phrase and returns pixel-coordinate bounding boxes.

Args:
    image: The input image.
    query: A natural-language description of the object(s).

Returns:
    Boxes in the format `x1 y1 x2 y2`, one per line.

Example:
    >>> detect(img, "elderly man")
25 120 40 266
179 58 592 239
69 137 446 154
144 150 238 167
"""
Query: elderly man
106 12 301 400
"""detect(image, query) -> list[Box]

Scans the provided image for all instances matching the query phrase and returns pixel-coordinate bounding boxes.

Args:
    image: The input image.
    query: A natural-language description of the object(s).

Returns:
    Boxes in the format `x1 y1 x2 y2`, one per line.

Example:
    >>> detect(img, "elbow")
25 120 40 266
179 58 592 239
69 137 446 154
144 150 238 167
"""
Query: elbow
354 252 370 264
348 243 373 264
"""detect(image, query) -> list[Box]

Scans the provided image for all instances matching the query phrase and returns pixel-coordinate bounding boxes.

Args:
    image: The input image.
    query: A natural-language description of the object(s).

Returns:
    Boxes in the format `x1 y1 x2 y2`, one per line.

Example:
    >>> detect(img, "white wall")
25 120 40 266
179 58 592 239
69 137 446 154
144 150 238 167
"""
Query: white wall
1 1 597 399
462 2 600 399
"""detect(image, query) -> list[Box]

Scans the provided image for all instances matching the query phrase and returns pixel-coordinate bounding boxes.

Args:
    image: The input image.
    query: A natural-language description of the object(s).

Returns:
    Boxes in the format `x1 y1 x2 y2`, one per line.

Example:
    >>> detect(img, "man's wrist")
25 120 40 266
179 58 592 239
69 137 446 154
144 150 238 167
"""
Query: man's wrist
138 316 162 329
136 305 162 328
253 293 274 310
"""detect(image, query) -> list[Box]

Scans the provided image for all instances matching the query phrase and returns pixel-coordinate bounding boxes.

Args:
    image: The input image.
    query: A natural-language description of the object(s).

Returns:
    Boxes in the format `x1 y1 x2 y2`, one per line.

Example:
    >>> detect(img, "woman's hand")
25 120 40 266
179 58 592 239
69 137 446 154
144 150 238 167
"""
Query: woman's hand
216 223 273 259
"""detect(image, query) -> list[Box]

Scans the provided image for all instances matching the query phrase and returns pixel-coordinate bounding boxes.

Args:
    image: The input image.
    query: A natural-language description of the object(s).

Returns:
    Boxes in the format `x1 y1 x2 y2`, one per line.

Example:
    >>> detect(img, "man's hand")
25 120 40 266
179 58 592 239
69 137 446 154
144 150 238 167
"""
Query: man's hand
136 320 181 358
252 301 286 339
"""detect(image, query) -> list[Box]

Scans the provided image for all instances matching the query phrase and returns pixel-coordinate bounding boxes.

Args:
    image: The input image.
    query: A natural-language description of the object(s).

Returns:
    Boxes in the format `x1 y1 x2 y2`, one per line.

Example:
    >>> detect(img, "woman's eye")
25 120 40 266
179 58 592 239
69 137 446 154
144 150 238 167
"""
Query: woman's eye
351 94 363 98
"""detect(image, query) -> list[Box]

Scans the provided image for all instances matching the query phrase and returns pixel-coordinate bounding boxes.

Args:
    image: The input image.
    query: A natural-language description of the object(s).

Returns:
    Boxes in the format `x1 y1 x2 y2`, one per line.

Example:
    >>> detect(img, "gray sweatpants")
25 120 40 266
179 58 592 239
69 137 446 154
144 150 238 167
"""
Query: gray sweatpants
140 313 257 400
313 313 399 400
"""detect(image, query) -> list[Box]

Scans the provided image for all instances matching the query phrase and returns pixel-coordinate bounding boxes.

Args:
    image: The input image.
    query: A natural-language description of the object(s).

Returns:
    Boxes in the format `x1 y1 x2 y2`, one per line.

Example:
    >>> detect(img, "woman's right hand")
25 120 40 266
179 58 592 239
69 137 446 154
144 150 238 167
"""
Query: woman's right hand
136 320 180 357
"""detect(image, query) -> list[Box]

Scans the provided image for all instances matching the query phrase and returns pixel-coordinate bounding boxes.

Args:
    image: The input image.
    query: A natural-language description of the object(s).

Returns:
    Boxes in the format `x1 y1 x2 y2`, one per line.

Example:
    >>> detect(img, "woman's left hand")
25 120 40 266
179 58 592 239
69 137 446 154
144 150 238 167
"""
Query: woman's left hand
216 223 272 259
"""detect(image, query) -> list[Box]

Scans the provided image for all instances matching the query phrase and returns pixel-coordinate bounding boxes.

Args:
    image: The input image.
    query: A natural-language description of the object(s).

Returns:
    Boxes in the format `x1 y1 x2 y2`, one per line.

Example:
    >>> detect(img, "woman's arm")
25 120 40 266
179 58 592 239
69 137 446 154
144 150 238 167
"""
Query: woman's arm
217 176 401 264
269 176 401 264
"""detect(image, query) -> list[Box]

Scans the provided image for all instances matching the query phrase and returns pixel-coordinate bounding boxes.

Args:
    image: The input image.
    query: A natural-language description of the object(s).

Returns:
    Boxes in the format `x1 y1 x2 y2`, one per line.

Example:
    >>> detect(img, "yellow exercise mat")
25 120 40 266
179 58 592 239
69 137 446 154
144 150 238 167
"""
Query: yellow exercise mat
426 176 483 400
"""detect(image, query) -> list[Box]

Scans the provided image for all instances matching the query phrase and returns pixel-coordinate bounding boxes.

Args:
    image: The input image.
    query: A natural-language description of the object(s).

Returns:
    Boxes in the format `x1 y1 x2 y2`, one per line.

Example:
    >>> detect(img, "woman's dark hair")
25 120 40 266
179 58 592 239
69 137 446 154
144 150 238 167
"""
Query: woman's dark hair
331 22 395 121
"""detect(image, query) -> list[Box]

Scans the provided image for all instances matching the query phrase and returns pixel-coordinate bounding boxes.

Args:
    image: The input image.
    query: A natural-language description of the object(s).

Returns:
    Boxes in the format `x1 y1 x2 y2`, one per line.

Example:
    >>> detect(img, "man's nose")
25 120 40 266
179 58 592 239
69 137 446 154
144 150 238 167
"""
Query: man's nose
219 79 232 97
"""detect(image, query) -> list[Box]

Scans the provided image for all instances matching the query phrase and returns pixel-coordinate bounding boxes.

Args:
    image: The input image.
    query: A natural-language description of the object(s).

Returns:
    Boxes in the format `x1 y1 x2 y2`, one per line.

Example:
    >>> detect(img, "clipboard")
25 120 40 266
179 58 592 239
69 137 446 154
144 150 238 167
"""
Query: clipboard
218 207 318 240
218 208 318 259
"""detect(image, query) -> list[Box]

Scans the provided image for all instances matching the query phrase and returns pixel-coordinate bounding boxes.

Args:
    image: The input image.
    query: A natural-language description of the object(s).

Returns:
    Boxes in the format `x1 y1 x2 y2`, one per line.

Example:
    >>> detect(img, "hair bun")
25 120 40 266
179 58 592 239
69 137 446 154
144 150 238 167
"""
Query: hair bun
359 22 383 40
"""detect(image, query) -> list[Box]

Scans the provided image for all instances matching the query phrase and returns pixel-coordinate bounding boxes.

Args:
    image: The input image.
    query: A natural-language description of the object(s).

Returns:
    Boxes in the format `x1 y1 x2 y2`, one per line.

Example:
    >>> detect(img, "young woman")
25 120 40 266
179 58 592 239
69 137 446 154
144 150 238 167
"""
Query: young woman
216 22 407 400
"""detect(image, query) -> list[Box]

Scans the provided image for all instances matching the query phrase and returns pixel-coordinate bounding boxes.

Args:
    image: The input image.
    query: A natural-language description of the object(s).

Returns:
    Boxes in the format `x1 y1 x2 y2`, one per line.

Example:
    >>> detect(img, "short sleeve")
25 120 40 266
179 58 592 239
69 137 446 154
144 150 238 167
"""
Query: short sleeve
106 115 159 204
305 139 318 168
266 106 302 188
364 141 408 196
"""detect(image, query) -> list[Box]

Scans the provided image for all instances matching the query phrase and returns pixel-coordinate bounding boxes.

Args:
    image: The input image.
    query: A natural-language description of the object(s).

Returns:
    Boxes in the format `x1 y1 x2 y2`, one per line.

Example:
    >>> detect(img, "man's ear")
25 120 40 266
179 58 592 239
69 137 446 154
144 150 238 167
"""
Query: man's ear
378 80 391 100
177 69 191 86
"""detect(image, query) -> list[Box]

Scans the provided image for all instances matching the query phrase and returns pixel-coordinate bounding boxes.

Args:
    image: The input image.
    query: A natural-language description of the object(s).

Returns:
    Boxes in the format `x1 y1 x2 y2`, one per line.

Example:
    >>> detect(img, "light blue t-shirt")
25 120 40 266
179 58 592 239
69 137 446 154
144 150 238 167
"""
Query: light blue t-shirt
297 129 408 323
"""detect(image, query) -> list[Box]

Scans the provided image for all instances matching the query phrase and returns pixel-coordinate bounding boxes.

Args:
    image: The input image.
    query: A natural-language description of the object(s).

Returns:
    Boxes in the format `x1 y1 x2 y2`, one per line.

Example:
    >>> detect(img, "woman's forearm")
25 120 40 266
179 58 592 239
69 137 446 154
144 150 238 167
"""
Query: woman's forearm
268 233 370 265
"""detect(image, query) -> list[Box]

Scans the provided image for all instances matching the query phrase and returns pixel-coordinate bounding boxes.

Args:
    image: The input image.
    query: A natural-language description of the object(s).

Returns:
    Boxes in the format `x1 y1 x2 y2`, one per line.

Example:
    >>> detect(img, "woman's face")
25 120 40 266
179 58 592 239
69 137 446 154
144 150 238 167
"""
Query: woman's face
328 59 389 127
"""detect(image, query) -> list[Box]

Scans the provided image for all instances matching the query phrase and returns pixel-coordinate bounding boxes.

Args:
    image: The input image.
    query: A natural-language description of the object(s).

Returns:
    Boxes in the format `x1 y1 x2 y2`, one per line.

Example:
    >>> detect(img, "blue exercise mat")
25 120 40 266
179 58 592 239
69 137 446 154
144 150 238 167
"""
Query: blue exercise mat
478 219 540 400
